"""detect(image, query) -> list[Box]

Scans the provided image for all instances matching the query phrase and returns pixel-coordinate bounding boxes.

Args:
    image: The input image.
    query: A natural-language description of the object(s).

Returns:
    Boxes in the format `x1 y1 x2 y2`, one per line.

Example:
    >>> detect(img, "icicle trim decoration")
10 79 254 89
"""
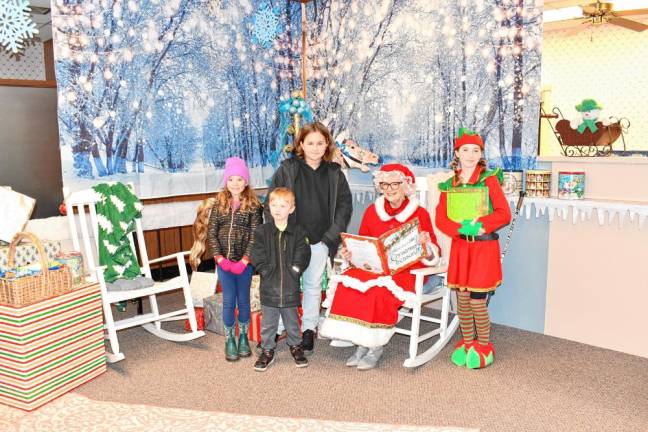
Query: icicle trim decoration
511 197 648 229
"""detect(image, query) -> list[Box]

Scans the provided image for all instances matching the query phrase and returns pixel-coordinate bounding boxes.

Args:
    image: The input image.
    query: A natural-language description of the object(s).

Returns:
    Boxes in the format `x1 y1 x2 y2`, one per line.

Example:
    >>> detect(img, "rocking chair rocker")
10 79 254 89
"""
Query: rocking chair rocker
63 187 205 363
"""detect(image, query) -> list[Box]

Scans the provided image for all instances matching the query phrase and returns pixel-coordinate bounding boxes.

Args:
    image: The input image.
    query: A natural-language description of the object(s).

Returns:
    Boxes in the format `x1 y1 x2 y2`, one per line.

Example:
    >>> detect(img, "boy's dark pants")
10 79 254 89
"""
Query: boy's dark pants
261 305 301 350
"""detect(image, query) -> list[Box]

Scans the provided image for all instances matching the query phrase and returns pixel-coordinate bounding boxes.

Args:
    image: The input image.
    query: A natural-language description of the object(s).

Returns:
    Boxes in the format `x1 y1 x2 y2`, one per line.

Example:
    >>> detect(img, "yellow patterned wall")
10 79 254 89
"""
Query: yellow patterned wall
0 41 45 81
540 24 648 155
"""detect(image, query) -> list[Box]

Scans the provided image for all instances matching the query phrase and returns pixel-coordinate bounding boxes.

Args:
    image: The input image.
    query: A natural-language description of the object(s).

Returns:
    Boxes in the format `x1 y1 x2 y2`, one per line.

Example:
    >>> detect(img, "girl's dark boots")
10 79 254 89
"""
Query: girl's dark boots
225 326 239 361
238 321 251 357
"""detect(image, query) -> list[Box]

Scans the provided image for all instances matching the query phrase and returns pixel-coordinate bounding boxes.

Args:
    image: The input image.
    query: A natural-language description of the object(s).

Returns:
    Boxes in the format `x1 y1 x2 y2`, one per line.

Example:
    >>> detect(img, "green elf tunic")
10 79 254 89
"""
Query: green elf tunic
435 166 511 292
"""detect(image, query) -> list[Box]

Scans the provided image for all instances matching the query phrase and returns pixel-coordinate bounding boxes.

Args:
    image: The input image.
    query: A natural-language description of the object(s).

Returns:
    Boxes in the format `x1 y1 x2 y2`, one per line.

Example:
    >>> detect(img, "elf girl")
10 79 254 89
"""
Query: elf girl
190 157 263 361
435 128 511 369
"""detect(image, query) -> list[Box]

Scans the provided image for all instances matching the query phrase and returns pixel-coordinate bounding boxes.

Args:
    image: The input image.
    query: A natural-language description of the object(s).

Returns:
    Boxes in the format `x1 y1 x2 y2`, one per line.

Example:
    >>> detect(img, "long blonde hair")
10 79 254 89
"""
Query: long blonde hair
189 186 261 270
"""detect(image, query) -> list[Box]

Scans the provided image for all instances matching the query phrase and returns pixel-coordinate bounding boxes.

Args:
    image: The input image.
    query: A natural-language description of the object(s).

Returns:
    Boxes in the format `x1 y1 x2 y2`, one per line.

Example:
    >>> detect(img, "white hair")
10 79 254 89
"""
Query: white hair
372 169 416 196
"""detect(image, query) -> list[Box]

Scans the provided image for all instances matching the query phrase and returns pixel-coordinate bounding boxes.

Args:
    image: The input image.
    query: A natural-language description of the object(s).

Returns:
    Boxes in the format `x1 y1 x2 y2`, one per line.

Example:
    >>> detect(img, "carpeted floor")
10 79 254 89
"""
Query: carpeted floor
1 393 475 432
69 297 648 432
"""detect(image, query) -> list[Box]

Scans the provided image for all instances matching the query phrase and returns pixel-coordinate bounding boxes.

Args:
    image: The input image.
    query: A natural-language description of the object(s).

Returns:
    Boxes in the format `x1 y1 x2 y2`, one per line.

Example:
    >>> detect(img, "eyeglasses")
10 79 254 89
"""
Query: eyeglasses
378 182 403 191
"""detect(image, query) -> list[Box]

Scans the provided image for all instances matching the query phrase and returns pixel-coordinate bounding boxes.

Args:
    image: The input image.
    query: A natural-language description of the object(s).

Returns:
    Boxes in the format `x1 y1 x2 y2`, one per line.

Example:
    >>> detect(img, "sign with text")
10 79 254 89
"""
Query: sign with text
341 218 427 275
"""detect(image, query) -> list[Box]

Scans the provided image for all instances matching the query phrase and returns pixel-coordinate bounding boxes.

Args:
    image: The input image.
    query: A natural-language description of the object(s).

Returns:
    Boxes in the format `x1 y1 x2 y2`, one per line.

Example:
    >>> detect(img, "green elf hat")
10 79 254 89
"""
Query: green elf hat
575 99 602 112
454 127 484 150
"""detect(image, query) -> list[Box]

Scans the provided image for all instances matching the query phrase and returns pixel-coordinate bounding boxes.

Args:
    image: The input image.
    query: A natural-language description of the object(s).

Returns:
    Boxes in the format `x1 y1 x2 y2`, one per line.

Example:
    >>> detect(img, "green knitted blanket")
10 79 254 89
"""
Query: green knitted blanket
92 182 143 283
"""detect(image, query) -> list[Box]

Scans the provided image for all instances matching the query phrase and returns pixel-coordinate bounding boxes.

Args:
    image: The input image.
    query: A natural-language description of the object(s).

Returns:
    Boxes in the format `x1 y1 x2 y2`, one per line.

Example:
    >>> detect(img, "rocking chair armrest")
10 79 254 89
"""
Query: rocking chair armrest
148 251 190 265
410 265 448 277
410 265 448 297
93 265 107 276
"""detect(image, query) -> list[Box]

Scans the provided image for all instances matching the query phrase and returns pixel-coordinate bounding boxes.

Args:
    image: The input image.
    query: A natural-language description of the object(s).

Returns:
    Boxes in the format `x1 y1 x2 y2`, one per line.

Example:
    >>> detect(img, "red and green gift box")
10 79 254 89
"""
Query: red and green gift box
0 283 106 411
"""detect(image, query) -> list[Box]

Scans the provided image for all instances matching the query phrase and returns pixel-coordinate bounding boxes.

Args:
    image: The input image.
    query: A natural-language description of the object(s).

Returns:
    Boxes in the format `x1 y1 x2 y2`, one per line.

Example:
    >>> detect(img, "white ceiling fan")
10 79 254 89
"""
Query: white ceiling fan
544 1 648 33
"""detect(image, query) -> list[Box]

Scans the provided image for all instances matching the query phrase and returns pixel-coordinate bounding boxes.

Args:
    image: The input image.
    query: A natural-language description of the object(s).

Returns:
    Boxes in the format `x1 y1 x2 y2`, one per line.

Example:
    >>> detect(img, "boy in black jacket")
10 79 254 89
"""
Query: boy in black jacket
251 187 311 371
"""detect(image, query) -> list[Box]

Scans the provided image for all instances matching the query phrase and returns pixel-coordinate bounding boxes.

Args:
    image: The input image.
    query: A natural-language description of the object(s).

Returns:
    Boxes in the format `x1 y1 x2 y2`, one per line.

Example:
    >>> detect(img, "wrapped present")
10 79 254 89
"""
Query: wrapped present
189 271 217 307
0 283 106 411
203 294 225 335
0 188 35 243
250 275 261 312
184 307 205 331
447 186 489 222
248 310 262 343
0 240 61 271
203 293 260 340
56 251 86 286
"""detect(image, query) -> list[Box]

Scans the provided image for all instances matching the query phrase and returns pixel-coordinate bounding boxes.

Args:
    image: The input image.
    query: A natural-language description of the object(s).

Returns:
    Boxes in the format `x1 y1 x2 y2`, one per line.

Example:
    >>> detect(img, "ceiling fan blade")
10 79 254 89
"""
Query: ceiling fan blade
607 16 648 32
544 18 588 32
563 21 590 36
614 9 648 17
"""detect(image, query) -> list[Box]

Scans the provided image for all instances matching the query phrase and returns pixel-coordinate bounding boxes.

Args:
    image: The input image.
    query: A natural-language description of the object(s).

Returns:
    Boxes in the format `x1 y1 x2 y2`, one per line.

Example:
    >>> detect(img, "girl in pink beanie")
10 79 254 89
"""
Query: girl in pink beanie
190 157 262 361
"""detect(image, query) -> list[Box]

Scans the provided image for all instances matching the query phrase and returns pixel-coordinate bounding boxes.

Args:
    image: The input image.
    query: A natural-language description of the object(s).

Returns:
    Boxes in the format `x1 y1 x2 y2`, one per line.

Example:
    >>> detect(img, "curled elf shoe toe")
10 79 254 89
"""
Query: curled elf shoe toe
450 339 470 367
466 342 495 369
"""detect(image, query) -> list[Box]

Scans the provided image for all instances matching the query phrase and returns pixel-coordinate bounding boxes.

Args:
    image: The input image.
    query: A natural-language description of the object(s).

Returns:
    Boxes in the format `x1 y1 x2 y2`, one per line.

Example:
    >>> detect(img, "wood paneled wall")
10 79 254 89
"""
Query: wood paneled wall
139 187 267 268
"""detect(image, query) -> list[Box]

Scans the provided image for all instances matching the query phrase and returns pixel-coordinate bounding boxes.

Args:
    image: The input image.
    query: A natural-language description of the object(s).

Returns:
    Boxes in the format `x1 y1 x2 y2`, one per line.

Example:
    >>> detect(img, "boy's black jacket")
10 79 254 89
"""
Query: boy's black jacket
250 222 311 308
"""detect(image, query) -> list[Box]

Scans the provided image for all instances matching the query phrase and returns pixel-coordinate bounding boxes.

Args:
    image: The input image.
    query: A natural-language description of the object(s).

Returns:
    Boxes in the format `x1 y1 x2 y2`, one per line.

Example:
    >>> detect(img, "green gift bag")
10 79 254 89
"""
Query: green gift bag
447 187 490 222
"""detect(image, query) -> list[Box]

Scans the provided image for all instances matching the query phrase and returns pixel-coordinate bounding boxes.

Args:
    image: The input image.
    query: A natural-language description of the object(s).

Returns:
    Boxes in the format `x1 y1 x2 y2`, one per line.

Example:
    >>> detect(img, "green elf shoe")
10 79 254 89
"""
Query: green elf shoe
466 342 495 369
450 340 470 367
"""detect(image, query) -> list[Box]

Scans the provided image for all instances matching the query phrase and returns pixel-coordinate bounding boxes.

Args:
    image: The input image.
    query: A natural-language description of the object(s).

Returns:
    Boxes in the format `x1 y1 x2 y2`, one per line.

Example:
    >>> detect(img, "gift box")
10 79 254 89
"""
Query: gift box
183 307 205 332
248 310 262 343
203 293 261 342
250 275 261 312
55 251 85 286
0 283 106 411
203 294 225 335
0 188 35 243
0 240 62 271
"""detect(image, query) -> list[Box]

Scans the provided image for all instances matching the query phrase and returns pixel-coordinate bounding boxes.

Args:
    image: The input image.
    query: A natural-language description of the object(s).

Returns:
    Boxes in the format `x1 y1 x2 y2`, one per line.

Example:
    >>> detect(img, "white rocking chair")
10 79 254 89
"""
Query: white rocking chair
63 187 205 363
394 174 459 367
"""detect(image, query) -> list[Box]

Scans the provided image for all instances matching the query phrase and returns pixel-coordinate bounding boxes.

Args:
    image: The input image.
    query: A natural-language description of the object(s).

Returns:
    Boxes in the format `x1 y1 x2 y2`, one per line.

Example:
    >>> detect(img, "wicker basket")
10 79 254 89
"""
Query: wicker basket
0 232 72 307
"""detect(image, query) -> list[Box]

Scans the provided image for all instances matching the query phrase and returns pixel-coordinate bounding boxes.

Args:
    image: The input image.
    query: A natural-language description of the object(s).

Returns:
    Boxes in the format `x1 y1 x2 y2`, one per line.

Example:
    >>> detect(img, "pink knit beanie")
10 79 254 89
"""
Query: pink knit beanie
223 157 249 184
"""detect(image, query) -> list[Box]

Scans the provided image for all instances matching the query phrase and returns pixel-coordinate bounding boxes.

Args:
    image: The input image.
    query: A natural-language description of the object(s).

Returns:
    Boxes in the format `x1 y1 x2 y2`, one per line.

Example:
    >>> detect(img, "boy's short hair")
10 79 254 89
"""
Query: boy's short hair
268 187 295 206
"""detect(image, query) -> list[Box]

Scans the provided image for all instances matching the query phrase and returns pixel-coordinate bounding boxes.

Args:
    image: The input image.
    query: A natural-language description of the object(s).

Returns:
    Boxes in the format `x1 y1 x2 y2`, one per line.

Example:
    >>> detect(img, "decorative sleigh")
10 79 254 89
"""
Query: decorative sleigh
542 106 630 157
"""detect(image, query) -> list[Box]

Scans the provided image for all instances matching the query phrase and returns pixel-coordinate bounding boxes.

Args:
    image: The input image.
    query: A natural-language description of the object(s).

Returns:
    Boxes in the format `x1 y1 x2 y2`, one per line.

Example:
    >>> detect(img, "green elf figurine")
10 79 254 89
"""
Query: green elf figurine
570 99 604 134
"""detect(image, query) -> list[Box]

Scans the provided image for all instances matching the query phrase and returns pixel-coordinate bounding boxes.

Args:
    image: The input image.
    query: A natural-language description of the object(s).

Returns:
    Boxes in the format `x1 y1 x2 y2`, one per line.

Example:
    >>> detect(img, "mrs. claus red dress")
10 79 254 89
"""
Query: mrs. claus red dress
319 196 441 348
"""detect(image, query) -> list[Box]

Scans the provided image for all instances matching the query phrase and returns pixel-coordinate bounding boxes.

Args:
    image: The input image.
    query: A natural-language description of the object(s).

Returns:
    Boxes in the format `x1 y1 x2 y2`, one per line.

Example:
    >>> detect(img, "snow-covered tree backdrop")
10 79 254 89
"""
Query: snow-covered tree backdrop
53 0 542 197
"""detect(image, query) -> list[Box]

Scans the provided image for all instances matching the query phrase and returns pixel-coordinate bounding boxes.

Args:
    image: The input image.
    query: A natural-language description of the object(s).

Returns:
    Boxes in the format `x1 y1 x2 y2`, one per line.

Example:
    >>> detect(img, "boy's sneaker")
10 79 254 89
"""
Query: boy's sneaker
254 349 275 372
289 345 309 368
301 329 315 352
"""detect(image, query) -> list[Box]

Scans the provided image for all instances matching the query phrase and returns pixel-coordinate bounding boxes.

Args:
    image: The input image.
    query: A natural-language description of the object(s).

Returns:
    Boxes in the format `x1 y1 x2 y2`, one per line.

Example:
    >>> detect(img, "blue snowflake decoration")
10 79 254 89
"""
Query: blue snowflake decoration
250 2 282 48
0 0 39 53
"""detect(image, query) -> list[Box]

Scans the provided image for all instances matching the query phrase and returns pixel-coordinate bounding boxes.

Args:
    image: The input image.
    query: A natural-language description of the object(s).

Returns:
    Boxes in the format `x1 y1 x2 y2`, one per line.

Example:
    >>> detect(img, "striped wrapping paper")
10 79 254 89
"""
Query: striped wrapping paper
0 283 106 411
248 310 262 343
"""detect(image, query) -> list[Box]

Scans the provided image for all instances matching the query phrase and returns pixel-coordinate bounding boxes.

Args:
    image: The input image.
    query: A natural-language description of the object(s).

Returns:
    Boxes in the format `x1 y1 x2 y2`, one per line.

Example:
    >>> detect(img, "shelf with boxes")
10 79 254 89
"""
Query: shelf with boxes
502 156 648 227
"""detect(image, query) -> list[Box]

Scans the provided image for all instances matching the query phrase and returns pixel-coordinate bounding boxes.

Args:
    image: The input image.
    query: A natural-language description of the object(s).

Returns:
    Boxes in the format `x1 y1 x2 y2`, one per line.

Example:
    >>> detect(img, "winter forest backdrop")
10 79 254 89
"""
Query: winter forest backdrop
53 0 542 197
